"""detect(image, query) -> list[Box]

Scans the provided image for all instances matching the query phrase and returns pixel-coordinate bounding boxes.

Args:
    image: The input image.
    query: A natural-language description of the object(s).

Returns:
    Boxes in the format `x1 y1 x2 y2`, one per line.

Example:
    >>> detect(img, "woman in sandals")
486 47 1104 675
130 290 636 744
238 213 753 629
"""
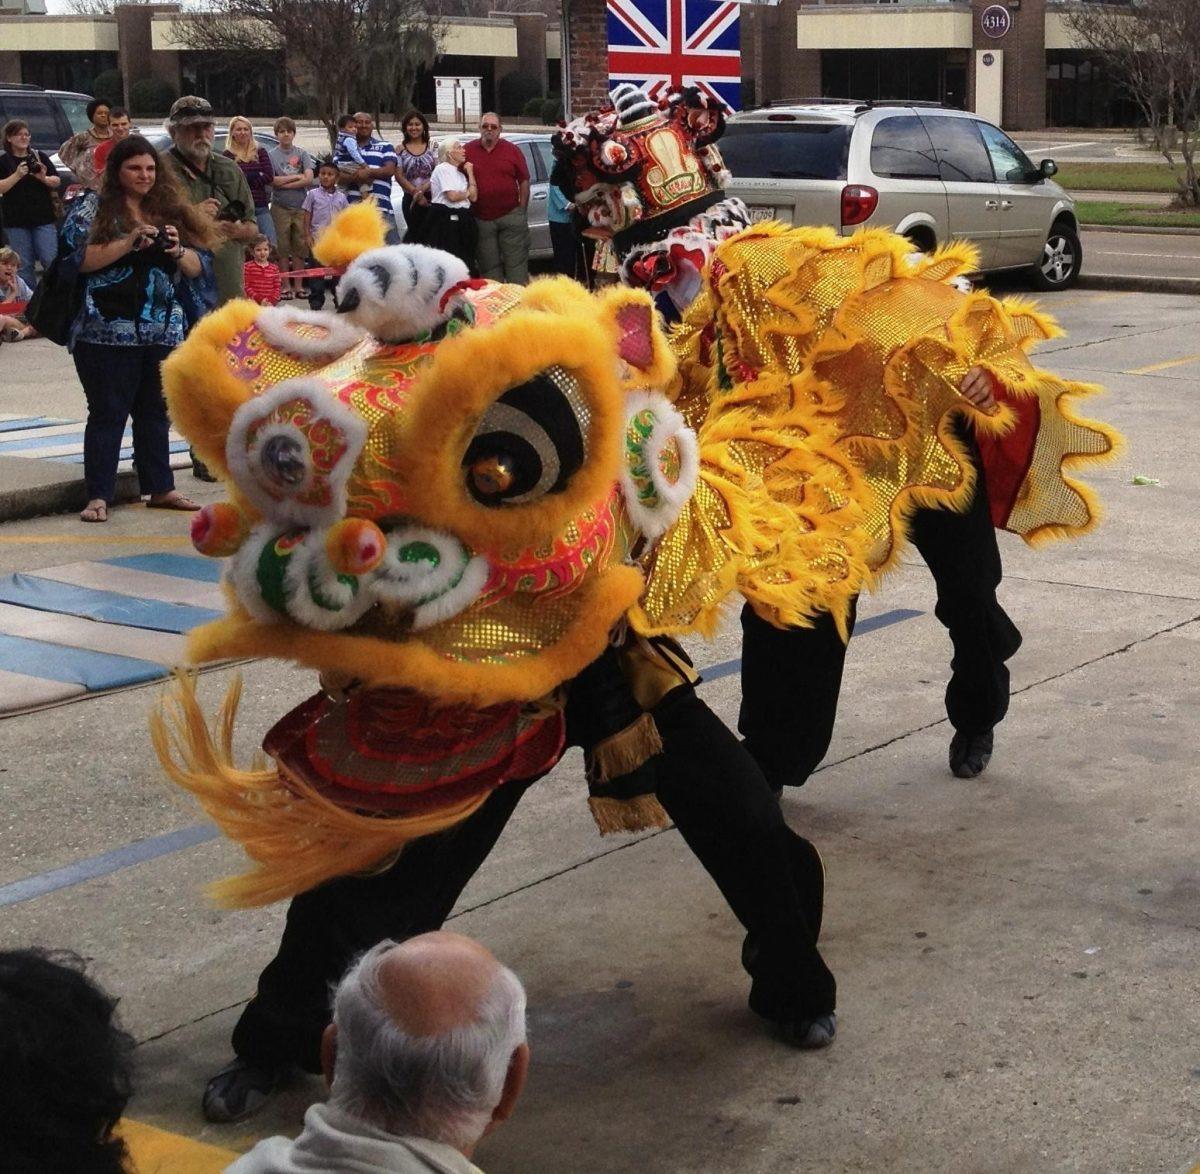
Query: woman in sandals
61 135 217 522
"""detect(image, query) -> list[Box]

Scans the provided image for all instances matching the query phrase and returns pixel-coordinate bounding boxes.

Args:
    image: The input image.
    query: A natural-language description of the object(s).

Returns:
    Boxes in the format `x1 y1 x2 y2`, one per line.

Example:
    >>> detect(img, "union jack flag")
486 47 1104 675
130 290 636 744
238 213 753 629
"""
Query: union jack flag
607 0 742 112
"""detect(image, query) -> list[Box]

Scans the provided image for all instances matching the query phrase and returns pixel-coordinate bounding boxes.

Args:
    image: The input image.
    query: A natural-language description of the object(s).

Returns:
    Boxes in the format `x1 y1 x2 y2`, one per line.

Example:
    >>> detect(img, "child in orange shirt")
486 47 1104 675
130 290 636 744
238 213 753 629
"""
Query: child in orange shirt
243 236 281 306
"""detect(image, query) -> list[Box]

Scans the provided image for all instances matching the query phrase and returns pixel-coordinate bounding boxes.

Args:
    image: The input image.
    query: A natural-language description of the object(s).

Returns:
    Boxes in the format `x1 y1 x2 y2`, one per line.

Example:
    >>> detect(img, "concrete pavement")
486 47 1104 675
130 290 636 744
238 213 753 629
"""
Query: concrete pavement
1 288 1199 1170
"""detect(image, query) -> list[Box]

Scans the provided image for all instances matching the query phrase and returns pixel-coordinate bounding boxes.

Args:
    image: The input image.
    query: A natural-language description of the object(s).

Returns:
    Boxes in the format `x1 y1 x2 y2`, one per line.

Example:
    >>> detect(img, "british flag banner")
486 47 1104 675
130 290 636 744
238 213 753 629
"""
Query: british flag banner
607 0 742 112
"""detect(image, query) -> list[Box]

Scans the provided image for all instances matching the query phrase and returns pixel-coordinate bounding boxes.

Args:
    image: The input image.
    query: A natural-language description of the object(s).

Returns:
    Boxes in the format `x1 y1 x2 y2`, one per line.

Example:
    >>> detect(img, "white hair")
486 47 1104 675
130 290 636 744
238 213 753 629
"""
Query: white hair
438 138 463 164
329 940 527 1150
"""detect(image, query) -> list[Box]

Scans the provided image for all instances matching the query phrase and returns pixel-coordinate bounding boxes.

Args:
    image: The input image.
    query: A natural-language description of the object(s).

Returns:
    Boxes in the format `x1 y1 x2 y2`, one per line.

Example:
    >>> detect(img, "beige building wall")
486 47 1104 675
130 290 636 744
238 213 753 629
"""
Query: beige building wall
442 20 518 58
0 15 118 51
797 9 972 51
1043 13 1087 52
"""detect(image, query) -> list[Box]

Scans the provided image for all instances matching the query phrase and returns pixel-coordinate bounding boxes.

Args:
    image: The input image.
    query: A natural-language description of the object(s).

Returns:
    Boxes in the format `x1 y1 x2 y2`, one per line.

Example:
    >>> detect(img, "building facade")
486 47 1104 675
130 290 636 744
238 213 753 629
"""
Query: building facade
569 0 1135 130
0 4 560 118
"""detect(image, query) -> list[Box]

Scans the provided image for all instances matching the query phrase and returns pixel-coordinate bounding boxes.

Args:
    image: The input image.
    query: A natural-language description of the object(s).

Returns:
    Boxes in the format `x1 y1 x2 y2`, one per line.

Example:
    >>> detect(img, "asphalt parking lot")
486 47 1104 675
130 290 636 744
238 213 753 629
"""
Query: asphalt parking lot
1 286 1198 1171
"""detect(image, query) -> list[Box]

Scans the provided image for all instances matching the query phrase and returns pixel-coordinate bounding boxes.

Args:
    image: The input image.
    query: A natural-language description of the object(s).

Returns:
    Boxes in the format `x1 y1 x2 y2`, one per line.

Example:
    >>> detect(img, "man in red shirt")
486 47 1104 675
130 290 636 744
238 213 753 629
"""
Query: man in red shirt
464 113 530 284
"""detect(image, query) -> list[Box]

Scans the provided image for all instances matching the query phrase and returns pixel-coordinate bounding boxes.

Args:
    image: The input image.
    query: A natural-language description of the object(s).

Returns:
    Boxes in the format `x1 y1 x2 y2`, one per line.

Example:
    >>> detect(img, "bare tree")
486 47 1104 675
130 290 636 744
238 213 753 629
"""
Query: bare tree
179 0 443 145
1066 0 1200 205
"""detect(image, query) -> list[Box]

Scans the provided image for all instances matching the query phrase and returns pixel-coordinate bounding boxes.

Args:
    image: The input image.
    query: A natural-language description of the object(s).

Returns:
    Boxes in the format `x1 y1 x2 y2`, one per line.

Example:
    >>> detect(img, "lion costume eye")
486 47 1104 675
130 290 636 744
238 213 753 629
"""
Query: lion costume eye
464 366 590 506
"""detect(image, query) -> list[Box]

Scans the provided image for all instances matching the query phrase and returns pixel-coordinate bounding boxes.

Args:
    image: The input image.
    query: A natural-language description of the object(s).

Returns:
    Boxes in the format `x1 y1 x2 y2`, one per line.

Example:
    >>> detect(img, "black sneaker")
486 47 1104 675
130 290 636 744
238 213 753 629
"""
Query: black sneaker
949 729 994 779
202 1056 285 1124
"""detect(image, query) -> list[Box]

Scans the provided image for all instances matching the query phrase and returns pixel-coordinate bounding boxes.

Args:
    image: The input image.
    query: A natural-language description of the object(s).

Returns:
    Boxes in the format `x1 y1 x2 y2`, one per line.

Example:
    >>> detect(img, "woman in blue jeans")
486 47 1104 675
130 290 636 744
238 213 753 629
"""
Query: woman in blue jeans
0 119 60 291
62 135 216 522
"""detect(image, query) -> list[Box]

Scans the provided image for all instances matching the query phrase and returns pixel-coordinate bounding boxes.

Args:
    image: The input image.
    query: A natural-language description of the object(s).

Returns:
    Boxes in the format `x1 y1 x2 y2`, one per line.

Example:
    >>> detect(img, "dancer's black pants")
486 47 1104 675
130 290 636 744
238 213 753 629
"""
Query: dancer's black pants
739 429 1022 790
232 688 834 1072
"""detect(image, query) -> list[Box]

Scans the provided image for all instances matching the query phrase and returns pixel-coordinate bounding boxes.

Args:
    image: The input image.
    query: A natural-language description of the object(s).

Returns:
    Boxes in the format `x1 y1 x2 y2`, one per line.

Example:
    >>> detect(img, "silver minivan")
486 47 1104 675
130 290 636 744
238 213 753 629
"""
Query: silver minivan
720 102 1081 291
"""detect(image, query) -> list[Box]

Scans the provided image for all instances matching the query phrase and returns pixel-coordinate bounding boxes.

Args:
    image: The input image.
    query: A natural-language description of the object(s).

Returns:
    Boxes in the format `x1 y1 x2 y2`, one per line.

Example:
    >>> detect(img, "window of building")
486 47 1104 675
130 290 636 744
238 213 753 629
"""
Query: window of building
822 49 964 107
870 116 939 179
720 123 850 180
920 116 993 184
1046 50 1138 128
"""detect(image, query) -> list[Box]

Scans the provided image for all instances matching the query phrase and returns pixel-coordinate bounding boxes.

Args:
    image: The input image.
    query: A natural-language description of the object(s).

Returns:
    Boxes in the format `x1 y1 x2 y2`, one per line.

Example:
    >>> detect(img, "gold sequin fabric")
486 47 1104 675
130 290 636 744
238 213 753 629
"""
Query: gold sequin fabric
634 223 1121 636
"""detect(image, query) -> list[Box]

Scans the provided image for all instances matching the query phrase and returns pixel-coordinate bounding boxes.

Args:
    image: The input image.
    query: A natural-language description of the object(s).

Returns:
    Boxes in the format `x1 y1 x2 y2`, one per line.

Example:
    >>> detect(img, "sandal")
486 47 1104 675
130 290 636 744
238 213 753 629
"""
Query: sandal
81 499 108 523
147 491 201 511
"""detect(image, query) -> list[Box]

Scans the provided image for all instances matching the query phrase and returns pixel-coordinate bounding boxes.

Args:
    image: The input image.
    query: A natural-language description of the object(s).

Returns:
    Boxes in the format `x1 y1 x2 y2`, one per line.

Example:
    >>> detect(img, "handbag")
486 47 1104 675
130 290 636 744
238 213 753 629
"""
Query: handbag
25 190 96 346
25 251 83 347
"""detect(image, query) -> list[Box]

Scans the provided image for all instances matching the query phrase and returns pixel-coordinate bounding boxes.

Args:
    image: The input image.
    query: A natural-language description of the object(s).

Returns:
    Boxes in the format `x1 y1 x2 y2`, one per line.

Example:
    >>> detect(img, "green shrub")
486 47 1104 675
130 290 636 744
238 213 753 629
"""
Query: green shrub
91 69 123 105
129 77 179 116
498 70 541 117
540 94 563 125
282 93 313 119
522 95 545 119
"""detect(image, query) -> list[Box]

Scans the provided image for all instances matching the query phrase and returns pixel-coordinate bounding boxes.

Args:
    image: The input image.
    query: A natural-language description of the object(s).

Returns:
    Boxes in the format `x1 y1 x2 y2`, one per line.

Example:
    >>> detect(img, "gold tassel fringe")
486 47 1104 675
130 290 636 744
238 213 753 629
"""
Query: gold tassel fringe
589 712 664 784
588 793 671 836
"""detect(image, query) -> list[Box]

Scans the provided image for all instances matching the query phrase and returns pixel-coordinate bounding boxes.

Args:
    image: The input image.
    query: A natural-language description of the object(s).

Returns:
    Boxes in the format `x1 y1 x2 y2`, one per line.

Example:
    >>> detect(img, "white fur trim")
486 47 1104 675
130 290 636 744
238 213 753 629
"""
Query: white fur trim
255 306 365 359
280 530 375 631
228 522 294 625
339 245 470 343
372 525 488 630
226 378 368 529
410 555 491 632
620 390 700 540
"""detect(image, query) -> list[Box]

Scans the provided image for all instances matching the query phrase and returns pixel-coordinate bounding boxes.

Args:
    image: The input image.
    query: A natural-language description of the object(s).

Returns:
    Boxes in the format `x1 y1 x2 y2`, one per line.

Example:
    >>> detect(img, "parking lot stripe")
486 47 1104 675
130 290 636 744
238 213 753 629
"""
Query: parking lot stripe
0 632 167 690
1126 353 1200 375
0 574 221 633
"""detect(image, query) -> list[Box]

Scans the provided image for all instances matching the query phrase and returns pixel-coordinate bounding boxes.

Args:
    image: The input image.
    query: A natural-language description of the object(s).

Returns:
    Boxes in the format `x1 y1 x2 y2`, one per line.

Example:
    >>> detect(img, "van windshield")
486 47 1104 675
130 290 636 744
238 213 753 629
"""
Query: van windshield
720 122 850 180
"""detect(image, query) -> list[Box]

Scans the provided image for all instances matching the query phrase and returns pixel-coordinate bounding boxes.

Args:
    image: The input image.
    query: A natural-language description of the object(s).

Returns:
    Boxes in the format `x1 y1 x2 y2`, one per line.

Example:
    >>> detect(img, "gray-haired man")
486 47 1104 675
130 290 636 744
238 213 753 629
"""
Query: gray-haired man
226 933 529 1174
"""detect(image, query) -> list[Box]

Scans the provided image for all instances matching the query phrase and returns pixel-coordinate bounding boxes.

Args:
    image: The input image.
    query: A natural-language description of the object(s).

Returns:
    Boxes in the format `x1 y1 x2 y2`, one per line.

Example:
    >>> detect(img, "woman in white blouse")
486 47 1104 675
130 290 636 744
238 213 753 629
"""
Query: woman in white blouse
423 138 479 270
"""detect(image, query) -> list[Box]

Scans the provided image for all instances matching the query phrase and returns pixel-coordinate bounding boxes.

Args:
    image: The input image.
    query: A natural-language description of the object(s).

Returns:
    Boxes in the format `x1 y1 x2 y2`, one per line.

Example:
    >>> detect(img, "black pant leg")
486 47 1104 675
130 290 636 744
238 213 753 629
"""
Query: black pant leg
909 429 1022 737
652 688 836 1021
231 776 536 1072
738 598 858 790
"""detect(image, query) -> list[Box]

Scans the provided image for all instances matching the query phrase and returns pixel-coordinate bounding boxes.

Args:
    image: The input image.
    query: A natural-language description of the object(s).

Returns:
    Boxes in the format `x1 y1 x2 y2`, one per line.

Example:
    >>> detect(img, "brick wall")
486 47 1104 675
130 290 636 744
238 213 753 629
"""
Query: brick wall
971 0 1046 130
566 0 610 116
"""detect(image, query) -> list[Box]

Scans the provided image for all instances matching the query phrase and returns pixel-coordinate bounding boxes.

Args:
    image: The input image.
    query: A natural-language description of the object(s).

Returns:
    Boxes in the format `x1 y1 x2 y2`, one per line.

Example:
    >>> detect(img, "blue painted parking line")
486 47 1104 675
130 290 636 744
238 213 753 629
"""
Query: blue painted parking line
0 415 69 434
102 553 223 583
0 825 220 908
0 430 87 453
0 632 166 690
0 574 222 634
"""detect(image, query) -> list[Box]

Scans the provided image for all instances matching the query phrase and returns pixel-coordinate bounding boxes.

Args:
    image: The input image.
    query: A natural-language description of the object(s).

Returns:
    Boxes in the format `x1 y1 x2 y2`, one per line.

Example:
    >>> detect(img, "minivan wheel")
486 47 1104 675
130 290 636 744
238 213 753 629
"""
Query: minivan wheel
1031 224 1081 291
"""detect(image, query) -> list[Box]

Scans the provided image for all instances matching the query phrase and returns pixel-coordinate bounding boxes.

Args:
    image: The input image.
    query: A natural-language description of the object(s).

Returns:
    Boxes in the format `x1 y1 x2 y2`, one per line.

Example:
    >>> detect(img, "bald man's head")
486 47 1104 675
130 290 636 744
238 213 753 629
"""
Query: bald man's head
327 935 528 1154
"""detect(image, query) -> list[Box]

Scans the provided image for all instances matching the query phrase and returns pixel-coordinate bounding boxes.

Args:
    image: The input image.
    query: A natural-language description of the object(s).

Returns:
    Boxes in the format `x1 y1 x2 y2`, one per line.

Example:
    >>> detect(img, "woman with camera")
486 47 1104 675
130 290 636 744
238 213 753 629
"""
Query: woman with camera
61 134 217 523
0 119 61 292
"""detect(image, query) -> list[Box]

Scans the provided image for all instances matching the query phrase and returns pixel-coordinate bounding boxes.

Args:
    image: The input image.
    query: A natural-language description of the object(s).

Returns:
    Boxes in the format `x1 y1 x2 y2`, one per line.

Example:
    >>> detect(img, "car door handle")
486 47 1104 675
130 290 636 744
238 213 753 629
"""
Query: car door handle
531 192 547 200
984 200 1000 209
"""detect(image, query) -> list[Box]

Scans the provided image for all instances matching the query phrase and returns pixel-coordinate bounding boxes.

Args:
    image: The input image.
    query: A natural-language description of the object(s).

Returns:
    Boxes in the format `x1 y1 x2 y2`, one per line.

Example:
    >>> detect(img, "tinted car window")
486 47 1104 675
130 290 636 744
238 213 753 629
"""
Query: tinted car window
532 140 555 180
721 123 850 180
0 96 65 148
870 116 939 180
921 116 993 184
517 141 541 182
55 96 92 136
978 121 1036 183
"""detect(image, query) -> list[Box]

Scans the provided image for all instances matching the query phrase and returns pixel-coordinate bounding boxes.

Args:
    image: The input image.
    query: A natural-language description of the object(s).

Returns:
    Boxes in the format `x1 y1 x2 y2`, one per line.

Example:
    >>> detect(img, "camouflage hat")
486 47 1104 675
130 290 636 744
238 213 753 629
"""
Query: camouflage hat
168 95 216 127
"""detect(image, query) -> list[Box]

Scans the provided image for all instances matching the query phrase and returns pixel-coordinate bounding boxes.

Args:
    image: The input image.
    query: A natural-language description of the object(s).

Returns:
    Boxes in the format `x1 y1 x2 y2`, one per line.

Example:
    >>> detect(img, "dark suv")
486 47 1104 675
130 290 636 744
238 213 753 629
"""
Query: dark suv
0 83 87 186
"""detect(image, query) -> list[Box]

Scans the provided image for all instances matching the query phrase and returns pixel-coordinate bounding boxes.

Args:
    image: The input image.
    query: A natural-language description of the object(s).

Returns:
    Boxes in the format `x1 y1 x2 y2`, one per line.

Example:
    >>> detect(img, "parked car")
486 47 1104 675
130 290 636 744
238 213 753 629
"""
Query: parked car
140 127 281 156
720 101 1081 291
0 83 84 188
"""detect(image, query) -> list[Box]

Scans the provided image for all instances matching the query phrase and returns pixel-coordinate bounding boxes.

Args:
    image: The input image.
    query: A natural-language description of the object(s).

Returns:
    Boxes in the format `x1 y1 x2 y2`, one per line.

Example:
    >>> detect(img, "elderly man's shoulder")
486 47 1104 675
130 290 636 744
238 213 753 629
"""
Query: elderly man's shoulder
224 1103 486 1174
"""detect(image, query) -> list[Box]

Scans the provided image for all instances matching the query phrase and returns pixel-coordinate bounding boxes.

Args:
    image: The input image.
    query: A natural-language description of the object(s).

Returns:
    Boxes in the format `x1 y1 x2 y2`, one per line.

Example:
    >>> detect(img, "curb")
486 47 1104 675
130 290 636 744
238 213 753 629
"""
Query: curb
0 468 143 525
1077 273 1200 296
1081 223 1200 237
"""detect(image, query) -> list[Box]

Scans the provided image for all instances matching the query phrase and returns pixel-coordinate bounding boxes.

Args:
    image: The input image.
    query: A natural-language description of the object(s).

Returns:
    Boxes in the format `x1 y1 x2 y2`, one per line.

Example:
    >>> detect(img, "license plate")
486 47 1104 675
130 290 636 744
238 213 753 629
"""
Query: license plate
748 205 775 223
